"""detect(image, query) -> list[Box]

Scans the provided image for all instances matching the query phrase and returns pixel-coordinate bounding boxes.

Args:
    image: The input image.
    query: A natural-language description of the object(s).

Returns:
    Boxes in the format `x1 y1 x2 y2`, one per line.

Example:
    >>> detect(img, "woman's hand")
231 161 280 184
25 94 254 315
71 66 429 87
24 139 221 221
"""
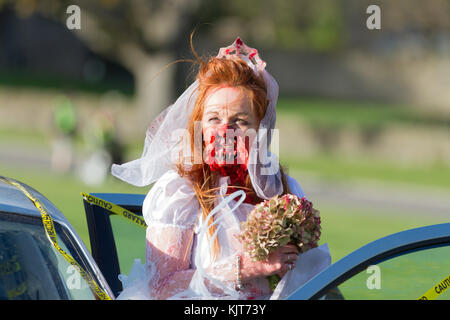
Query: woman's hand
239 244 299 281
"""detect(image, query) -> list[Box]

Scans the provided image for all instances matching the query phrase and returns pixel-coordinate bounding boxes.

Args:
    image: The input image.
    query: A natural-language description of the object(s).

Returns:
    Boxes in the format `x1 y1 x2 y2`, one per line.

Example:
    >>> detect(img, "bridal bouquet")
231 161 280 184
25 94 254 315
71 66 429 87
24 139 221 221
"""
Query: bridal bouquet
238 194 321 262
238 194 321 291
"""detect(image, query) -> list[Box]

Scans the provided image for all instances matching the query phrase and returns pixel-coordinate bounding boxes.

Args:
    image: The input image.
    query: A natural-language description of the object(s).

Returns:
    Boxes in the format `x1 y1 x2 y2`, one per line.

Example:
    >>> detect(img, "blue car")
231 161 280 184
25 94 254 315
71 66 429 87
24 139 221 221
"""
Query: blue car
1 176 448 300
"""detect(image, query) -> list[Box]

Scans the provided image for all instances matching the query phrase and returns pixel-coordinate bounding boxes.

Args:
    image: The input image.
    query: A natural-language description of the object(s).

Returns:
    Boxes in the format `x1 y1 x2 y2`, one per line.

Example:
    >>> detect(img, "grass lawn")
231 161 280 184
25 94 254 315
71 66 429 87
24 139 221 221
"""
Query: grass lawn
337 244 450 300
0 163 147 250
282 153 450 191
2 156 446 259
277 97 450 129
1 159 447 300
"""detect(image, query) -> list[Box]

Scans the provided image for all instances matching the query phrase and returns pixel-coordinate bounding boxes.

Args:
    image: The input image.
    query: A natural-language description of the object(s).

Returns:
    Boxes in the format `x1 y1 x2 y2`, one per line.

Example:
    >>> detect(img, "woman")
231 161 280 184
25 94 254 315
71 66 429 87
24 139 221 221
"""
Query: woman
112 38 330 300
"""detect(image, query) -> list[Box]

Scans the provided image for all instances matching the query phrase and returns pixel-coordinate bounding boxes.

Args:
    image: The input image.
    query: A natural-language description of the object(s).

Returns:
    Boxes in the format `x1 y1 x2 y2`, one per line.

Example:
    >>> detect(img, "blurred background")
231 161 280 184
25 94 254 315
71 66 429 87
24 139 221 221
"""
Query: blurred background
0 0 449 285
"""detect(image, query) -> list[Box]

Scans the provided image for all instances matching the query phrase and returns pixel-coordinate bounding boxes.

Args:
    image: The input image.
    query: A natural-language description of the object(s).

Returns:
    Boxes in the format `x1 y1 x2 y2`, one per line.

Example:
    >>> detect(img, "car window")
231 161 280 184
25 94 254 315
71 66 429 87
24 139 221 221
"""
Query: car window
0 212 96 300
336 244 450 300
110 215 146 276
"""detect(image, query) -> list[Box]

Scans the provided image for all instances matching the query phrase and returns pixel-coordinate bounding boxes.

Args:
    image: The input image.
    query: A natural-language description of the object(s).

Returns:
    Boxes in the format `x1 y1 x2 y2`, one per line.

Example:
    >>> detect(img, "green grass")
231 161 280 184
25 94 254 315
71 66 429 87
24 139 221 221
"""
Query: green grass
282 153 450 190
0 164 147 250
2 156 446 258
317 204 445 262
312 203 447 300
337 245 450 300
277 97 450 130
108 194 446 278
1 161 447 300
2 160 446 256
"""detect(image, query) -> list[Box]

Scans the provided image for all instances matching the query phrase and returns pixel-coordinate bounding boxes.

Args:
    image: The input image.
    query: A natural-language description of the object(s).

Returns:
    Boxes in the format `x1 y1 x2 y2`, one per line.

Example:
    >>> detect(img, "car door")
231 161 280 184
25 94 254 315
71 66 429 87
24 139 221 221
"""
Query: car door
83 193 147 298
287 223 450 300
83 193 449 300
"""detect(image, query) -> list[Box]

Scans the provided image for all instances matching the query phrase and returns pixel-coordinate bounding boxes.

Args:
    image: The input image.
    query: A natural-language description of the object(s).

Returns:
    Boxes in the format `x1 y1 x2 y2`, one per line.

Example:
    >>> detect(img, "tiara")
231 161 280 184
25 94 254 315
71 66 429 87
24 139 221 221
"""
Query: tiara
216 37 267 72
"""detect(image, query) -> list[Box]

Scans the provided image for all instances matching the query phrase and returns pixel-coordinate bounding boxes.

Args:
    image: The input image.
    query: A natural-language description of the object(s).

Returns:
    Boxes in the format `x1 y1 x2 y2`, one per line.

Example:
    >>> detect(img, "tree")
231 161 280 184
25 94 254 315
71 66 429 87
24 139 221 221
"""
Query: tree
2 0 448 124
2 0 203 126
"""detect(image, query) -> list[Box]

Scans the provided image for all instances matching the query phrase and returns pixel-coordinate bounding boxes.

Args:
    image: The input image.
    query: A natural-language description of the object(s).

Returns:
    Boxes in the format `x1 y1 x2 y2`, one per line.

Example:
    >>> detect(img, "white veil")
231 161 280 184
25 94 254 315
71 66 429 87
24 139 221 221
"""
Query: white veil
111 38 283 199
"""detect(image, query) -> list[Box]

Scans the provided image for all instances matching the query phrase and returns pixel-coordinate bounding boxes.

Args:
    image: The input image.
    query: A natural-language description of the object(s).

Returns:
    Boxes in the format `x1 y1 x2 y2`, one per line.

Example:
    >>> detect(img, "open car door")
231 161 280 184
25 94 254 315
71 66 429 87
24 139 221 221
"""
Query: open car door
83 193 146 298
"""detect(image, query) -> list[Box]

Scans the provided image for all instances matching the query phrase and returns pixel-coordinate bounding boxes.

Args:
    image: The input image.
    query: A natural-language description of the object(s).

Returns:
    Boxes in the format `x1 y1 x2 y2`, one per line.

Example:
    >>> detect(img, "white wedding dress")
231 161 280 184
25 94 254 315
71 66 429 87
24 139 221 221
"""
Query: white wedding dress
116 169 331 300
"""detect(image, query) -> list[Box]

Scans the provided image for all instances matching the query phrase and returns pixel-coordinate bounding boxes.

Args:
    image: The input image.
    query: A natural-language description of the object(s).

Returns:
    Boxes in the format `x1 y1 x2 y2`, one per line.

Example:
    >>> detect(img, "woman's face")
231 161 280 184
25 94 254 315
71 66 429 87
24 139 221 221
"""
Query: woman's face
202 86 259 133
202 86 259 166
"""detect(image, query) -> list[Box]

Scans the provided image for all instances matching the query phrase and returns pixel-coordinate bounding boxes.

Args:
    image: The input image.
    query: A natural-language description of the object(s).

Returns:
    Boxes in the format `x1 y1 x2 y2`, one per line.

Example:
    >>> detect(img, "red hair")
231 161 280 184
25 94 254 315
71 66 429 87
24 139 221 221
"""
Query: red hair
176 45 290 260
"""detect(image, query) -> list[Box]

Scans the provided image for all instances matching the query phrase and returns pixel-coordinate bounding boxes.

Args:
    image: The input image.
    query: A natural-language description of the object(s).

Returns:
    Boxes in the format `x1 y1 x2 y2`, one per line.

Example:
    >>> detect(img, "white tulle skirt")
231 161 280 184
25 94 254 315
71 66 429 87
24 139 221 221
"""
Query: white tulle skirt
116 243 331 300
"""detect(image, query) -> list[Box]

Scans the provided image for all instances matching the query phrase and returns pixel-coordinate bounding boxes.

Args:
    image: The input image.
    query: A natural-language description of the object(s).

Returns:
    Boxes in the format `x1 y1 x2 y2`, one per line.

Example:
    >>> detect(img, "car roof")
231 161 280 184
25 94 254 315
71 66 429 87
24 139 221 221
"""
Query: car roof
0 176 117 299
0 176 70 227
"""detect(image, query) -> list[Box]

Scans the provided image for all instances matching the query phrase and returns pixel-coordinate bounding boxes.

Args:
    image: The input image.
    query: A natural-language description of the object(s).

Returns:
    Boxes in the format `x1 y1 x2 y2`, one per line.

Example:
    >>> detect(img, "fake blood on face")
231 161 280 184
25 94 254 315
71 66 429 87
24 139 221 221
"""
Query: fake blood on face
204 124 257 204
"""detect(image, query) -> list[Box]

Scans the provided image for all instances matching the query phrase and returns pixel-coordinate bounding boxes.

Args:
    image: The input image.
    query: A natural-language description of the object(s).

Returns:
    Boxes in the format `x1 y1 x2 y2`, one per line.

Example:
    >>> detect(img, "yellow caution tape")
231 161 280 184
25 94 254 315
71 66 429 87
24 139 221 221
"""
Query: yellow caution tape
81 192 147 229
418 274 450 300
0 177 112 300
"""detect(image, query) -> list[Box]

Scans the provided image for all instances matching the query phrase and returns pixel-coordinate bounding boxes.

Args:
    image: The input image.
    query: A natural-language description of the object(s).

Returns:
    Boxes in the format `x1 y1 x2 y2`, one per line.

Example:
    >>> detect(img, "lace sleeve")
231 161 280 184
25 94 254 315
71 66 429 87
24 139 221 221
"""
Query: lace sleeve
203 249 271 299
145 226 196 299
143 170 200 228
145 224 242 299
142 170 199 299
142 170 269 299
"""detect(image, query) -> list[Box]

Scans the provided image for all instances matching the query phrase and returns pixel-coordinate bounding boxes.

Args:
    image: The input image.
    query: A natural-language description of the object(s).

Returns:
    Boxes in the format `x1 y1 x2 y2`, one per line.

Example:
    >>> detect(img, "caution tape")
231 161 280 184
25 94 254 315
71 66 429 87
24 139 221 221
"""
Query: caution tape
81 192 147 229
0 177 112 300
418 274 450 300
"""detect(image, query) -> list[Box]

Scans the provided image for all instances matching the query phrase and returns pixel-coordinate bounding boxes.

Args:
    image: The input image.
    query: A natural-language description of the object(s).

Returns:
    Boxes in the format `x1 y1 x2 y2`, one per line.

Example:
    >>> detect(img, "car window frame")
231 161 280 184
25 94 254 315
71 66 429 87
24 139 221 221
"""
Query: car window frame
83 193 146 298
81 194 449 301
287 222 450 300
0 210 105 300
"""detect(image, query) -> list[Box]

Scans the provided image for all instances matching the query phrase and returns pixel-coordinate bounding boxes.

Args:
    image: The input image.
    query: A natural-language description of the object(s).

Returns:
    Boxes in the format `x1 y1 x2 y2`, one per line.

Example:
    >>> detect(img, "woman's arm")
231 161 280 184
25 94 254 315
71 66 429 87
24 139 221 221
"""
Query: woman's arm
146 224 241 298
145 223 299 299
145 225 196 299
